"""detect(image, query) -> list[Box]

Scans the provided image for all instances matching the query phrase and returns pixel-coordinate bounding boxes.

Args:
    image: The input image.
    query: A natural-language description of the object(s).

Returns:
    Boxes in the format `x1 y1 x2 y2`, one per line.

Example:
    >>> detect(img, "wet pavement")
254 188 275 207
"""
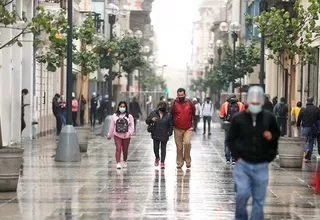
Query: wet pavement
1 122 320 219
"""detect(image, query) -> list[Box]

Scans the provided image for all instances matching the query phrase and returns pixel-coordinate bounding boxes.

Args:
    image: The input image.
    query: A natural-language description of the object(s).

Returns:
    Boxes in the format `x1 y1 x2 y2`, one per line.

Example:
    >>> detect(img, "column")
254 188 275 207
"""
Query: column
11 0 23 143
0 4 13 146
22 0 34 139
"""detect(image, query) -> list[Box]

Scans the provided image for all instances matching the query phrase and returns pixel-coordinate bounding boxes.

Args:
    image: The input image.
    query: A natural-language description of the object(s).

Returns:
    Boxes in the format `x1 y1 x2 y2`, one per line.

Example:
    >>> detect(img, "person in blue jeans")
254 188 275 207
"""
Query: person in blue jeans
227 86 280 220
297 97 320 160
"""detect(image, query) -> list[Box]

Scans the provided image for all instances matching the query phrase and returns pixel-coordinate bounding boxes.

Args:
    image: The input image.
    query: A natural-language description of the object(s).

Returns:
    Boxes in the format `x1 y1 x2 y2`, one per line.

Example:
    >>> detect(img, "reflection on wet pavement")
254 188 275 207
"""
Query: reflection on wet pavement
0 123 320 219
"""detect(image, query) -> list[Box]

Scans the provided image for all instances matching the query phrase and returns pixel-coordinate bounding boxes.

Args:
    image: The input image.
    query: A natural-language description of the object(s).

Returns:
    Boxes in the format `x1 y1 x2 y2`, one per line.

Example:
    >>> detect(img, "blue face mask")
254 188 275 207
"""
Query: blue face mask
248 104 262 114
119 107 126 113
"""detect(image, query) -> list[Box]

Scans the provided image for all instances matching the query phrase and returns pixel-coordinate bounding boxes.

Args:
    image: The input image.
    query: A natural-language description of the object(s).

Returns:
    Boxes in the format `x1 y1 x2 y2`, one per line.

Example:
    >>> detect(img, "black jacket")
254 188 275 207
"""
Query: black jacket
227 110 280 163
129 101 142 119
146 110 173 142
297 103 320 127
263 100 273 113
52 97 61 116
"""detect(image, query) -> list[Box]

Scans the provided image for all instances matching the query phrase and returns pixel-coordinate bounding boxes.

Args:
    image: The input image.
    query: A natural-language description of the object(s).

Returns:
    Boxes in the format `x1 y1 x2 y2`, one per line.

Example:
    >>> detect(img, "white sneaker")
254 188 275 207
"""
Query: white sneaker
122 161 127 168
116 163 122 169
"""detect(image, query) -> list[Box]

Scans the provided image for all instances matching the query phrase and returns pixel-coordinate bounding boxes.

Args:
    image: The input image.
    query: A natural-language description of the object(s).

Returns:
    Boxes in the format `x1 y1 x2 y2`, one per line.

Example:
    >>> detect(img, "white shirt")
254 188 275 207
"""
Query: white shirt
195 103 201 116
202 102 213 117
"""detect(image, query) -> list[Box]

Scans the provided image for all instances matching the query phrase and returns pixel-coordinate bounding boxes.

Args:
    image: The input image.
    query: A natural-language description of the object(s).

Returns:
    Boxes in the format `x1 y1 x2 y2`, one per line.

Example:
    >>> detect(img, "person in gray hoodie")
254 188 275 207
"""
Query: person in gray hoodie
273 97 288 136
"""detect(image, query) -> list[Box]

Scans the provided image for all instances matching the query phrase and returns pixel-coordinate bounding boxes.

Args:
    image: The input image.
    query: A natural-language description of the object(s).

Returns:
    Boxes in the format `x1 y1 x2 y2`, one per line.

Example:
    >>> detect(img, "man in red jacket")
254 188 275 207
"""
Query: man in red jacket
171 88 195 169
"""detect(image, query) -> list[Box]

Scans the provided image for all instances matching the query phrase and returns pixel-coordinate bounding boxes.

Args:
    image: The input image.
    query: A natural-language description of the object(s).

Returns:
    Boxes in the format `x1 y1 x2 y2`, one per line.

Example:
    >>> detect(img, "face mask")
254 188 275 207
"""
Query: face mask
119 107 126 113
178 97 185 102
248 104 262 114
159 107 166 112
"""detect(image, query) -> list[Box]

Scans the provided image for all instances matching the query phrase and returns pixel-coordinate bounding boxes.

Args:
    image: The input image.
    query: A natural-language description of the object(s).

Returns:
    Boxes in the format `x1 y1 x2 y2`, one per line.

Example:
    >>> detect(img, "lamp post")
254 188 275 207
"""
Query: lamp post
106 3 119 115
55 0 81 162
216 39 223 108
259 0 267 91
101 2 119 137
219 21 241 93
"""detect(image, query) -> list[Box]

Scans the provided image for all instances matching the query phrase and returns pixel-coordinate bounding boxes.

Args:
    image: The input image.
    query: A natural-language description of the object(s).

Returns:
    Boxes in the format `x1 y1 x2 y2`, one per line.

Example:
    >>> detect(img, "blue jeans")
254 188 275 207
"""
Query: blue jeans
224 131 235 162
302 127 320 155
60 112 66 126
277 117 287 137
233 160 269 220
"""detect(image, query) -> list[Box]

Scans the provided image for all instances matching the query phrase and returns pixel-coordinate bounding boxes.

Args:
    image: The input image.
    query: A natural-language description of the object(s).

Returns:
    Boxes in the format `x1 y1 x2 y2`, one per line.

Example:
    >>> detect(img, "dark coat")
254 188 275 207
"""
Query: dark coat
227 110 280 163
129 101 142 119
297 103 320 127
263 100 273 113
146 110 173 142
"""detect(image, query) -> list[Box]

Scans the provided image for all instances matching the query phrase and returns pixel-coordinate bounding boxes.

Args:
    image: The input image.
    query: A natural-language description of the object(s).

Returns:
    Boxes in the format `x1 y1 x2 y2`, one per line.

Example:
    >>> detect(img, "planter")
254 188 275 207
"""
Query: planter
0 147 24 192
75 127 90 152
278 137 305 168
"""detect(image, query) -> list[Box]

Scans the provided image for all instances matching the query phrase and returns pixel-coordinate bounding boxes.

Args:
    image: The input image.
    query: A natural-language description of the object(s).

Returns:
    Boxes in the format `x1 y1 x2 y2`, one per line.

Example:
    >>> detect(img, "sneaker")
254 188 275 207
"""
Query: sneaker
161 162 165 169
122 161 127 168
176 165 182 169
186 164 191 169
208 133 212 136
232 161 236 166
116 163 122 169
226 160 230 164
154 158 160 167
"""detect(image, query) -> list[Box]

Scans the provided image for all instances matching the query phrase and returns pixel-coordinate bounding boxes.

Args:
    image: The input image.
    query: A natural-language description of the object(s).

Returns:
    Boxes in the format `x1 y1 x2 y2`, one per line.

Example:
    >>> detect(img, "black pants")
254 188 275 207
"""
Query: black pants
193 115 200 131
54 114 62 135
153 140 167 163
90 109 97 127
72 112 77 127
133 117 138 131
203 116 212 134
80 110 85 126
21 116 26 133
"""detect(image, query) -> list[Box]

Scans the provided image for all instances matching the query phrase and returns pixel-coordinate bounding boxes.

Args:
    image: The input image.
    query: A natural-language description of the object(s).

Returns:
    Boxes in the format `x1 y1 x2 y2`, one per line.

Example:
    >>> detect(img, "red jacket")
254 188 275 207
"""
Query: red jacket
171 98 195 130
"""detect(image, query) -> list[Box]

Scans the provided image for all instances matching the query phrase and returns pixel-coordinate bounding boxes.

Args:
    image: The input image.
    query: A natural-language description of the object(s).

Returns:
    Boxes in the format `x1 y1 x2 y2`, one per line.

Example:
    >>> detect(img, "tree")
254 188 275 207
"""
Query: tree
218 42 260 86
254 0 320 136
36 14 99 76
139 64 166 91
0 3 65 50
117 35 145 91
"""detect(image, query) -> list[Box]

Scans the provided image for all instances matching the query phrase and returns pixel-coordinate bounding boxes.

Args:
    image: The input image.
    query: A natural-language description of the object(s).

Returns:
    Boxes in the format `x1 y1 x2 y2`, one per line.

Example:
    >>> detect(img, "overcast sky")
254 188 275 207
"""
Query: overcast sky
151 0 199 96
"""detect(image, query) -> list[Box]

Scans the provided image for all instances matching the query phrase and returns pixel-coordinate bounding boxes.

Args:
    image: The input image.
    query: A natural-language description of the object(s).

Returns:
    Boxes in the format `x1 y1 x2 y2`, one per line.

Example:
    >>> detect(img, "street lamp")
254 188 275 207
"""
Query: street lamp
55 0 81 162
219 21 241 92
216 39 223 65
106 3 119 115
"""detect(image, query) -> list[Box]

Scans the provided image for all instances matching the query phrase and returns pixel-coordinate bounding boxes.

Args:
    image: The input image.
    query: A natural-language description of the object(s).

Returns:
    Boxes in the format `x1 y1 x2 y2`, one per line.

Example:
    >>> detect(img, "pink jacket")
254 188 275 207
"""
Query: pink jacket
72 99 78 112
108 113 134 139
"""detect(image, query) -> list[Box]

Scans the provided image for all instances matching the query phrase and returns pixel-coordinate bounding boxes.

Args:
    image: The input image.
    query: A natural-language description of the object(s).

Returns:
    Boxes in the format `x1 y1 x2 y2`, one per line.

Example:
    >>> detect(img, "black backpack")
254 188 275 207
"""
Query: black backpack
278 103 287 117
116 116 129 133
226 102 239 122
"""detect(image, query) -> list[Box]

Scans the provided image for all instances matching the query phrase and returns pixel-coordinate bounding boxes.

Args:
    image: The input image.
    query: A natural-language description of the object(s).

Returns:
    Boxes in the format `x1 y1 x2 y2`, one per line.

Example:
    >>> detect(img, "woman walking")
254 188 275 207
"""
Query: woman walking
146 101 173 169
107 101 134 169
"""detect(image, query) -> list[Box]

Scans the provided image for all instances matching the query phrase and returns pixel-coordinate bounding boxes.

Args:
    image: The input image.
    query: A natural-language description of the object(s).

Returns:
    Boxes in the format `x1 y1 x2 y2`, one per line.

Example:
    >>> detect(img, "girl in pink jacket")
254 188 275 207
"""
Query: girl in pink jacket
107 101 134 169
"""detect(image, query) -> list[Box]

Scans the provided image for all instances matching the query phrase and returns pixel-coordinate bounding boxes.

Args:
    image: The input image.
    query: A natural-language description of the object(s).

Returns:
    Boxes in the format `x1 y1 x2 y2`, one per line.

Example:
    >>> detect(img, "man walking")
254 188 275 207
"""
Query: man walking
90 92 99 127
129 97 142 132
219 94 245 164
273 97 288 136
171 88 195 169
202 97 213 135
21 89 29 133
297 97 320 160
192 98 201 132
227 86 280 220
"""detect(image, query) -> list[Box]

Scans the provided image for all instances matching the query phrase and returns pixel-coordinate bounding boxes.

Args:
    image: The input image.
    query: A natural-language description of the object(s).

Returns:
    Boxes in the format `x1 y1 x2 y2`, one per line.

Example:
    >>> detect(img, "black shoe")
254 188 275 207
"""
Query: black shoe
203 133 206 135
208 133 212 136
305 150 312 160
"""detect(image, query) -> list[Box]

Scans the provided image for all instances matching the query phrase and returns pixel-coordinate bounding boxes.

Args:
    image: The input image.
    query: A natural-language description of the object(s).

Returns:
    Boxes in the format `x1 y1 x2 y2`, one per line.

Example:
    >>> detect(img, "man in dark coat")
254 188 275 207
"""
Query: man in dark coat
129 97 142 132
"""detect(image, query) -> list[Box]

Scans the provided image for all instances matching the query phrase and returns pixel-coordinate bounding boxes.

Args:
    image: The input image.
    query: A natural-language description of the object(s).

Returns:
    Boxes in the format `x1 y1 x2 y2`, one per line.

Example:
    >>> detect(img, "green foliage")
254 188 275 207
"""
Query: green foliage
117 36 145 74
254 0 320 66
139 64 166 91
93 39 120 70
36 14 99 74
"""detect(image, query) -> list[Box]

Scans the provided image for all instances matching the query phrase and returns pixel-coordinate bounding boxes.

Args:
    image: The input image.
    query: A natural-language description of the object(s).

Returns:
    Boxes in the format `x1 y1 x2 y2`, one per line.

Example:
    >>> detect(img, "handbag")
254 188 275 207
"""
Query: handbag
147 123 155 133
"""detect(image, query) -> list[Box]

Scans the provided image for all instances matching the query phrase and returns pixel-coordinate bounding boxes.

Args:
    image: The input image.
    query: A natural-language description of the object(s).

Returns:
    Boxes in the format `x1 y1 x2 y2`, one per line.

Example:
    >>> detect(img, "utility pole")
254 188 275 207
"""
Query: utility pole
55 0 81 162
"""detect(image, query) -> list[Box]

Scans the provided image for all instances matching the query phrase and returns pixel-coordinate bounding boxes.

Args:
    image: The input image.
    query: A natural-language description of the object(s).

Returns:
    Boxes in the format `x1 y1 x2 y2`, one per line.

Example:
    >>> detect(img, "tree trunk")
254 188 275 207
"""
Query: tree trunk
287 59 294 137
